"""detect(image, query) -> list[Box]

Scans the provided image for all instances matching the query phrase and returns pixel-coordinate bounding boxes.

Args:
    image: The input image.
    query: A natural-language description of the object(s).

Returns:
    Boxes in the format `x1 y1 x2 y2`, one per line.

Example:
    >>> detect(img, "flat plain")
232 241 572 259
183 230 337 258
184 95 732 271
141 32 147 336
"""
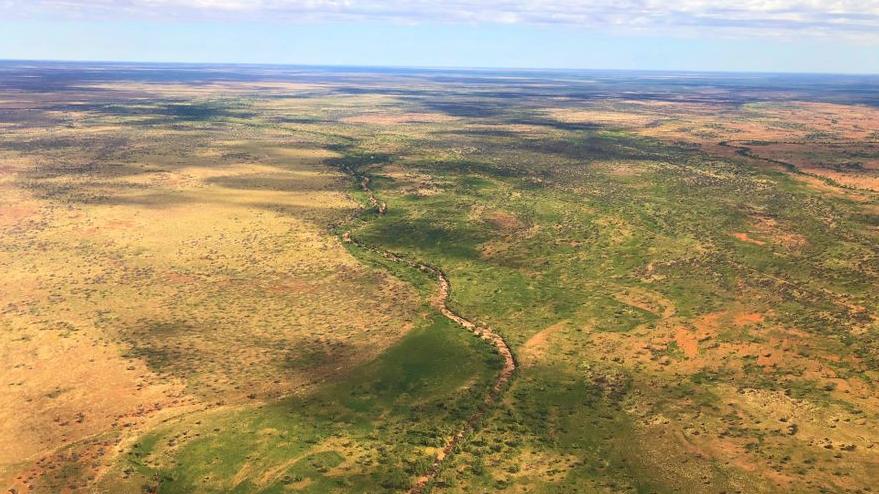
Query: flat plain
1 62 878 493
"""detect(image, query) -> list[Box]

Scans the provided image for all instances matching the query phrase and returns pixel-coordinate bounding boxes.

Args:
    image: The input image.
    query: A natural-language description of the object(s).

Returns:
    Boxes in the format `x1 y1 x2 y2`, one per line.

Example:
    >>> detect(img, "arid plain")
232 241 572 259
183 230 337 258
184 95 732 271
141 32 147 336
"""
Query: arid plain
1 63 878 493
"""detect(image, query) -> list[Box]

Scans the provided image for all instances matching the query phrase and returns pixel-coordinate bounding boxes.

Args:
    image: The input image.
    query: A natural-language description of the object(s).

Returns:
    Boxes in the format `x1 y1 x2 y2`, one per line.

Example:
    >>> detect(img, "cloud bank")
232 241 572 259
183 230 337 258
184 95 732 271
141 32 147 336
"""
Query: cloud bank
4 0 879 37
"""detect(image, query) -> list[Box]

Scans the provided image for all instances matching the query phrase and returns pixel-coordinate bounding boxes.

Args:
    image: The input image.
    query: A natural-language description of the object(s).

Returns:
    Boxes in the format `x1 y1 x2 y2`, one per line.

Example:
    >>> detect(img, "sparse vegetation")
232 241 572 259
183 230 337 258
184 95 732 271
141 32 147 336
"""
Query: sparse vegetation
1 62 878 493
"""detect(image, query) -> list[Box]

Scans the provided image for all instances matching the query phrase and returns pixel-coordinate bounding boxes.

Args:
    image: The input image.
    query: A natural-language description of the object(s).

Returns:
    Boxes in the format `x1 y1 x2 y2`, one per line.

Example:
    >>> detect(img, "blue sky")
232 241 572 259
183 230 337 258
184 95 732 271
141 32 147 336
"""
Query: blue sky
1 1 877 73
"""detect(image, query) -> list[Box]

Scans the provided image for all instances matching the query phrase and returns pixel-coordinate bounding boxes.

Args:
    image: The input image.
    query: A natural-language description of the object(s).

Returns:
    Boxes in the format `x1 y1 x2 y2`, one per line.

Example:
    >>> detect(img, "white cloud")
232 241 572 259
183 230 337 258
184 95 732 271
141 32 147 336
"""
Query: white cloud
4 0 879 37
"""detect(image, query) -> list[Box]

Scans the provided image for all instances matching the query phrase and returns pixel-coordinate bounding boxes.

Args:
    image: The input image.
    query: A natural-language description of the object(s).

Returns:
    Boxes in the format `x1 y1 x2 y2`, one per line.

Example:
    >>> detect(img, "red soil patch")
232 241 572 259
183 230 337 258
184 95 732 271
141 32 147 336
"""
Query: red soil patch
674 328 699 358
732 232 765 245
693 312 721 333
484 210 523 231
520 321 568 366
163 271 199 284
733 312 764 327
0 205 38 227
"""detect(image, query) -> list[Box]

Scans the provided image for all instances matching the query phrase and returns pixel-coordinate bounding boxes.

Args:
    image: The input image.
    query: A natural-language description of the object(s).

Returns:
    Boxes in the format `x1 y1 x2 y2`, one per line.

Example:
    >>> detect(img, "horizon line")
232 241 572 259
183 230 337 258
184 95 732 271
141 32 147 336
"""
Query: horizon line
2 57 879 78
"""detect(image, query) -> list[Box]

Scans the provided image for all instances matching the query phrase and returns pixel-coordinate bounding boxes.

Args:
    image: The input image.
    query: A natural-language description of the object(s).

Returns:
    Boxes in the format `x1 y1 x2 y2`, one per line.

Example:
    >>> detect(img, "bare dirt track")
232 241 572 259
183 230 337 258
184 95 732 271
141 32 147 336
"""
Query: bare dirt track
338 162 517 493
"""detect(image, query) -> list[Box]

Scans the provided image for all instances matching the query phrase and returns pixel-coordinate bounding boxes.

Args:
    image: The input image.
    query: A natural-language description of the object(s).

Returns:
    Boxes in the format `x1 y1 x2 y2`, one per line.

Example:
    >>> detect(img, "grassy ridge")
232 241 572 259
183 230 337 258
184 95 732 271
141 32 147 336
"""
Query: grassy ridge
103 313 500 493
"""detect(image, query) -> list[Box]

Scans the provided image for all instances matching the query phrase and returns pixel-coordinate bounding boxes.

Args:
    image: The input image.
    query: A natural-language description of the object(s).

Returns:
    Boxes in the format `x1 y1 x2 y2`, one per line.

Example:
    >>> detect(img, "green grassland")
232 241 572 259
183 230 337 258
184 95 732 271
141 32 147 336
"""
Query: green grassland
334 122 878 492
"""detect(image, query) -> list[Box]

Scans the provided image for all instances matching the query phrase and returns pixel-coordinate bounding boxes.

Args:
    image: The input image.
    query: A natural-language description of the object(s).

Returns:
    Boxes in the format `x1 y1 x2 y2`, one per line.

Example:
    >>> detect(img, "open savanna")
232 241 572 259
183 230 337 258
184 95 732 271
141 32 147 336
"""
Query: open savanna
1 63 878 493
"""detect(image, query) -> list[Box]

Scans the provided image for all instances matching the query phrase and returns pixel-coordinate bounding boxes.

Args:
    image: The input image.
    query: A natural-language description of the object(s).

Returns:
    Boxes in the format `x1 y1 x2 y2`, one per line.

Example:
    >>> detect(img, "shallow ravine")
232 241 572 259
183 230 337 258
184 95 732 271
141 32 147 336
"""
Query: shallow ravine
338 162 517 493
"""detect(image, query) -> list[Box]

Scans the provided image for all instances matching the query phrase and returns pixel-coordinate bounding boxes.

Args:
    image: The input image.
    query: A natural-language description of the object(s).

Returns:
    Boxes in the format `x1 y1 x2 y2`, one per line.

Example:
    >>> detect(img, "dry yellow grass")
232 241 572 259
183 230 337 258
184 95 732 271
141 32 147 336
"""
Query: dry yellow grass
0 84 422 490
